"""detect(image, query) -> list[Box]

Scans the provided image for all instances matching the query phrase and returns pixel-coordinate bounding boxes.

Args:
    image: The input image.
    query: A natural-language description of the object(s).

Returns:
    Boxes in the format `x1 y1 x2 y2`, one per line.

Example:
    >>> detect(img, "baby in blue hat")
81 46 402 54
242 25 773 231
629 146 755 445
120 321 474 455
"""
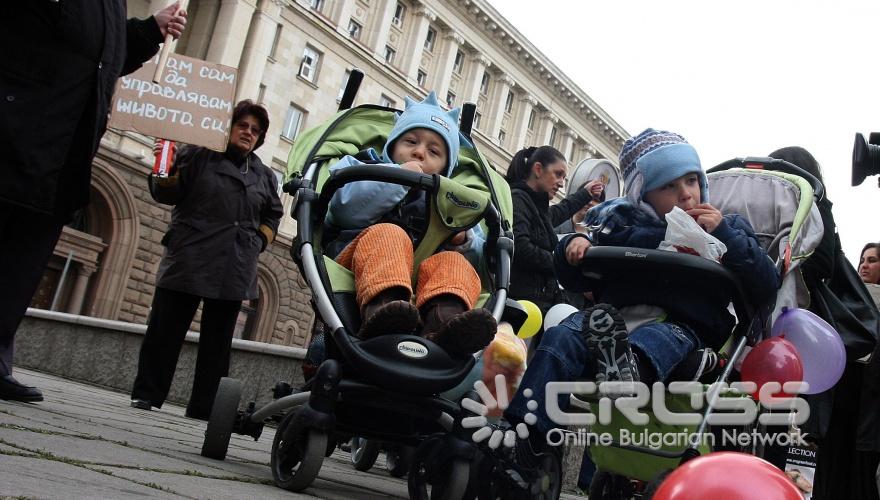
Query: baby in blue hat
323 91 495 358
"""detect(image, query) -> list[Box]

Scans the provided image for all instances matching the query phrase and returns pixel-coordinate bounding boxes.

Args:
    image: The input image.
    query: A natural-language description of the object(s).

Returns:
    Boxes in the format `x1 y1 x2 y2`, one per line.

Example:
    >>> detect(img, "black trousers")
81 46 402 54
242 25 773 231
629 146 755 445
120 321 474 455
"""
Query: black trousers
131 287 241 417
0 203 66 377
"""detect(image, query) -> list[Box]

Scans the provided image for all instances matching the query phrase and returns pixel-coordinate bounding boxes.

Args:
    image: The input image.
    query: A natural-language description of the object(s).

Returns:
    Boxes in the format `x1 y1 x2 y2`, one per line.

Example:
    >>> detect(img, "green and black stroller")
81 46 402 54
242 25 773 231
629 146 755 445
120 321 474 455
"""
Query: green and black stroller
198 71 556 498
577 158 826 499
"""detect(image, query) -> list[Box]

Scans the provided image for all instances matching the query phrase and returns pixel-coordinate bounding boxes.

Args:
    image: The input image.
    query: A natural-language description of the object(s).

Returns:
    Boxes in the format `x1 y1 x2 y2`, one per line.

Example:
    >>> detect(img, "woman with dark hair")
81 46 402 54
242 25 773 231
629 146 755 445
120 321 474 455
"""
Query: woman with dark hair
505 145 596 316
860 242 880 286
130 100 283 419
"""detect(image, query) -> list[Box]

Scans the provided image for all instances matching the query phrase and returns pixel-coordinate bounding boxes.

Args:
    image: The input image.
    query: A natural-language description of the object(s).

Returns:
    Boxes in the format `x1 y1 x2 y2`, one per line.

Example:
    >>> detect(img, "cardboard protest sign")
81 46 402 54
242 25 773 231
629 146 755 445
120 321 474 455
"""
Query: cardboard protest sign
109 53 237 151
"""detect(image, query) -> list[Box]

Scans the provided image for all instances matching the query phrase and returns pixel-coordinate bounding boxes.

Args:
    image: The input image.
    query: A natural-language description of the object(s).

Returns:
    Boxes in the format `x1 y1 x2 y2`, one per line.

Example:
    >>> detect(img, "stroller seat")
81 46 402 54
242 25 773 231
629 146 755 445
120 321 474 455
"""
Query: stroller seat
578 159 826 496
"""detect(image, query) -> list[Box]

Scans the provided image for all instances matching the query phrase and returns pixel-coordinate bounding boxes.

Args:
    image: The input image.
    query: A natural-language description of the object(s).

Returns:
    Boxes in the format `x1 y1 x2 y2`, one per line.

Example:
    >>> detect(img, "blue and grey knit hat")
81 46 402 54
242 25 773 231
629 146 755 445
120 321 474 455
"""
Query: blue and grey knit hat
619 128 708 217
383 91 461 175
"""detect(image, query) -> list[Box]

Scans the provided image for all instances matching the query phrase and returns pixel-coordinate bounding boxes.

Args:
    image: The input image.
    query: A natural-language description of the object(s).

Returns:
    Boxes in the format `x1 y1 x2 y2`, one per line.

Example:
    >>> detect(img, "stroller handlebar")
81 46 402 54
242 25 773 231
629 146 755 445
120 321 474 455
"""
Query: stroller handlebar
578 246 756 324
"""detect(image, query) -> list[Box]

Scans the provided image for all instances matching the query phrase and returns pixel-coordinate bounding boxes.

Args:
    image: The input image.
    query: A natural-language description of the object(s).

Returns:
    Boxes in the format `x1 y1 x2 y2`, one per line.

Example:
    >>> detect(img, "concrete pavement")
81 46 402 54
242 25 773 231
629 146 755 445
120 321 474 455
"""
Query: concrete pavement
0 369 586 499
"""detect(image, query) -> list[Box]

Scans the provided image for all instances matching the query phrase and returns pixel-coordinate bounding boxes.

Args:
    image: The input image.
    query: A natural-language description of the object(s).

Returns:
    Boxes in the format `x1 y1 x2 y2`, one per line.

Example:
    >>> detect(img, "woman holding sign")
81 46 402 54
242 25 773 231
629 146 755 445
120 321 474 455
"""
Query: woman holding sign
130 100 283 420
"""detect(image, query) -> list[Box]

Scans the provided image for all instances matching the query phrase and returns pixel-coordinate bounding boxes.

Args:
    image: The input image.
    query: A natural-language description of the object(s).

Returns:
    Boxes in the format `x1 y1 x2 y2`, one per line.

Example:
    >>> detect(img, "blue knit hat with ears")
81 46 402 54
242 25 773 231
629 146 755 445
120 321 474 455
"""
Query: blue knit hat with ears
383 91 461 175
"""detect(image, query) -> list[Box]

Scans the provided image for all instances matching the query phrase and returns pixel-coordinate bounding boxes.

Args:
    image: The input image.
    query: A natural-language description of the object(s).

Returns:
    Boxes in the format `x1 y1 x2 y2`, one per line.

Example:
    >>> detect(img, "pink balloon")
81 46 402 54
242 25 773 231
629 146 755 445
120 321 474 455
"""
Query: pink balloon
771 307 845 394
653 452 803 500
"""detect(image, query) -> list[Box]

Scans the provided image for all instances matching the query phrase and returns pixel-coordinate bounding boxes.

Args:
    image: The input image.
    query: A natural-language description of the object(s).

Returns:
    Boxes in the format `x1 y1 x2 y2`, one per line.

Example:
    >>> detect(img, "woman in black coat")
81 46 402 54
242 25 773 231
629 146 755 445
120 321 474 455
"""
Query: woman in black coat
131 100 283 419
505 145 595 315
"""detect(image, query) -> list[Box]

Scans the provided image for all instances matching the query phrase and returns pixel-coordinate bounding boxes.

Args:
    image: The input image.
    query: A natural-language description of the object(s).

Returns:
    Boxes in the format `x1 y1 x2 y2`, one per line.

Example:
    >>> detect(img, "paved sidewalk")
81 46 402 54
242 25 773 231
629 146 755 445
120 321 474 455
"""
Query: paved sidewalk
0 369 584 499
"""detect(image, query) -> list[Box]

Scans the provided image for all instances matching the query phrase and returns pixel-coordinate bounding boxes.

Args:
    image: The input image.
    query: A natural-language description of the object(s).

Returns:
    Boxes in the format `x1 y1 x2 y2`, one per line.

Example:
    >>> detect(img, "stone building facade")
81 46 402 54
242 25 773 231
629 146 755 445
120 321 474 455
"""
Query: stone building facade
34 0 628 349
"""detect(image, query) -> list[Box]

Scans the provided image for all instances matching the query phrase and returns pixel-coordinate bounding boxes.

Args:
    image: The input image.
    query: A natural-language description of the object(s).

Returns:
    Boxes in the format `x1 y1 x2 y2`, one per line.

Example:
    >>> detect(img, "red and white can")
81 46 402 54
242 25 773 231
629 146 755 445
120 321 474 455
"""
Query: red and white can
153 139 177 177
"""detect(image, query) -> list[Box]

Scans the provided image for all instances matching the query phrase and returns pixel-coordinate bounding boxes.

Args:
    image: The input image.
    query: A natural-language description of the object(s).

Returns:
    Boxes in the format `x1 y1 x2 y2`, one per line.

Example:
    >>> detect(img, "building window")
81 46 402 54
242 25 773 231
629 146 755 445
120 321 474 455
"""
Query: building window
549 126 558 148
384 45 396 64
424 27 436 52
257 84 267 104
445 91 456 108
298 46 320 82
347 19 362 40
504 91 514 114
498 129 506 145
234 298 259 340
309 0 324 12
473 111 482 130
416 69 427 88
379 94 396 108
479 71 490 95
269 24 282 59
282 104 306 141
452 50 464 74
392 2 405 27
527 109 536 130
337 70 351 102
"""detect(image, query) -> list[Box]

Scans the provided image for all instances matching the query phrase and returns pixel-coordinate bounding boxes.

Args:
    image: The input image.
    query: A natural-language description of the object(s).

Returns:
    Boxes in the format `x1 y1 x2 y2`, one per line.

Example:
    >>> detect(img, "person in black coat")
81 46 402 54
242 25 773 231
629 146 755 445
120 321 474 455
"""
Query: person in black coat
130 100 283 420
505 145 594 315
0 1 186 402
768 146 880 500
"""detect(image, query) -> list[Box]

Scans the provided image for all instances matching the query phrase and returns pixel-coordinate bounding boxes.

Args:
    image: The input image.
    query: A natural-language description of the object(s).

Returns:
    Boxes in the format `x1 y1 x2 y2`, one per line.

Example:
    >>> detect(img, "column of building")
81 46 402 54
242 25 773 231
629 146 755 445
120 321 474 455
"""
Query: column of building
511 94 537 151
539 113 559 146
206 0 257 67
67 266 96 315
235 0 282 102
365 0 399 61
401 6 436 84
488 74 515 145
433 30 464 102
329 0 357 36
462 54 490 105
560 129 577 162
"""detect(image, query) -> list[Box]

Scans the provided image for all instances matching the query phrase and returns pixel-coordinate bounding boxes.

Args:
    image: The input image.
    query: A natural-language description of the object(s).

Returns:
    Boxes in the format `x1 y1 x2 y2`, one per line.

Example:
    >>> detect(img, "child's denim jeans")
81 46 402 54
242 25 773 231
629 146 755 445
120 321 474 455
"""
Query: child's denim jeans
504 309 701 436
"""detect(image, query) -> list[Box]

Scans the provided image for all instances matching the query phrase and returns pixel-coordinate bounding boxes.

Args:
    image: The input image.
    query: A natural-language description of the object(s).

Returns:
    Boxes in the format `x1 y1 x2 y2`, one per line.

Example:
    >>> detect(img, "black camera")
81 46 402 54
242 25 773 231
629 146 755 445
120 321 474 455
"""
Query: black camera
852 132 880 186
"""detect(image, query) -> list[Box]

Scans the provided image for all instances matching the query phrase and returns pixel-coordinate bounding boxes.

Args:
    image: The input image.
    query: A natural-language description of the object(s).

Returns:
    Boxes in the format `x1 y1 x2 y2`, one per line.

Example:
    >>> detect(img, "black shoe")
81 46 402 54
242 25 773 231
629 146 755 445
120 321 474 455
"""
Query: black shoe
130 398 152 410
0 375 44 402
582 304 639 384
670 348 726 383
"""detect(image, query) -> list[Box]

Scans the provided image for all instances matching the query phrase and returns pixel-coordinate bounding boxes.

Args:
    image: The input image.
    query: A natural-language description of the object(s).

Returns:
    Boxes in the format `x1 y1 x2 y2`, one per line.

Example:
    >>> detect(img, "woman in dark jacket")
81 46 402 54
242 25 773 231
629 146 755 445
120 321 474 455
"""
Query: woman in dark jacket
769 146 880 500
131 100 283 419
505 145 594 315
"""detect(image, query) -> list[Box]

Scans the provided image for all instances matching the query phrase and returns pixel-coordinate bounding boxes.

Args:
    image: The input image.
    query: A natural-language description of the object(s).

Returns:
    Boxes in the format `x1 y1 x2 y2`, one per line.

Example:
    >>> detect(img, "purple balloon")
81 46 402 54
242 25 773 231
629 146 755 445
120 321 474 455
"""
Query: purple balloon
770 308 846 394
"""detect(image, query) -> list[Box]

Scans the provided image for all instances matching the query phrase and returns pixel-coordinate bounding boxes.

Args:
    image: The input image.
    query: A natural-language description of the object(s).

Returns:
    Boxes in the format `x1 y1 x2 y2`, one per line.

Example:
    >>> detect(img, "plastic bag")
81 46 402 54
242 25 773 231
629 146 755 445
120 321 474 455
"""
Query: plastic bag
657 206 727 262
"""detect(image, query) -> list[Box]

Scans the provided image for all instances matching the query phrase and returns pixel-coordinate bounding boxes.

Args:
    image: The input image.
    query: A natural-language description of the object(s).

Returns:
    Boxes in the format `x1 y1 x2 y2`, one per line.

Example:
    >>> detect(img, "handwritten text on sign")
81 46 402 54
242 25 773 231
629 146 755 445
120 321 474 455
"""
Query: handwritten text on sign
108 54 237 152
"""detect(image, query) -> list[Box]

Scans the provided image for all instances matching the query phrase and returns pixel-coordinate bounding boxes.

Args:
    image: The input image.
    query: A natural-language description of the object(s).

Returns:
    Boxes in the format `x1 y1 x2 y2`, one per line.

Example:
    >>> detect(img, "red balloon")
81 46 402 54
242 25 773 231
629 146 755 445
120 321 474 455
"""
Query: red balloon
740 337 804 399
653 452 803 500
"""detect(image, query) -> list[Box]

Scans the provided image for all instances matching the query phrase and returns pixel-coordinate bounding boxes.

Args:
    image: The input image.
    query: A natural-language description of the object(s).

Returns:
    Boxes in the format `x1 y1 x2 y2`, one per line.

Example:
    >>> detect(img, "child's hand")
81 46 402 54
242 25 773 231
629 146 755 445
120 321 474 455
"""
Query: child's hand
400 161 424 173
566 237 591 265
450 231 467 245
686 203 723 233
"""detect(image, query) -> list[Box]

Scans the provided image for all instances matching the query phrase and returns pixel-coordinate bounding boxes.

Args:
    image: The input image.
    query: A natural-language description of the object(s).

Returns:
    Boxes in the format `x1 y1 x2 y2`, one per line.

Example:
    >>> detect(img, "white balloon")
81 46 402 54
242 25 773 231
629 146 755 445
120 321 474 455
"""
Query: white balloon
543 304 579 331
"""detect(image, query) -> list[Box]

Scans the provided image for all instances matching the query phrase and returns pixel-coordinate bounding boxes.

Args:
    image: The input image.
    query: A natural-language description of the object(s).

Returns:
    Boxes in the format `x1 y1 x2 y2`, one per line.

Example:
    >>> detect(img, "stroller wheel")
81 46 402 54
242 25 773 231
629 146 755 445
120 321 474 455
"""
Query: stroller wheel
385 444 415 477
407 438 470 500
350 437 381 471
200 377 242 460
589 470 633 500
271 409 328 492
